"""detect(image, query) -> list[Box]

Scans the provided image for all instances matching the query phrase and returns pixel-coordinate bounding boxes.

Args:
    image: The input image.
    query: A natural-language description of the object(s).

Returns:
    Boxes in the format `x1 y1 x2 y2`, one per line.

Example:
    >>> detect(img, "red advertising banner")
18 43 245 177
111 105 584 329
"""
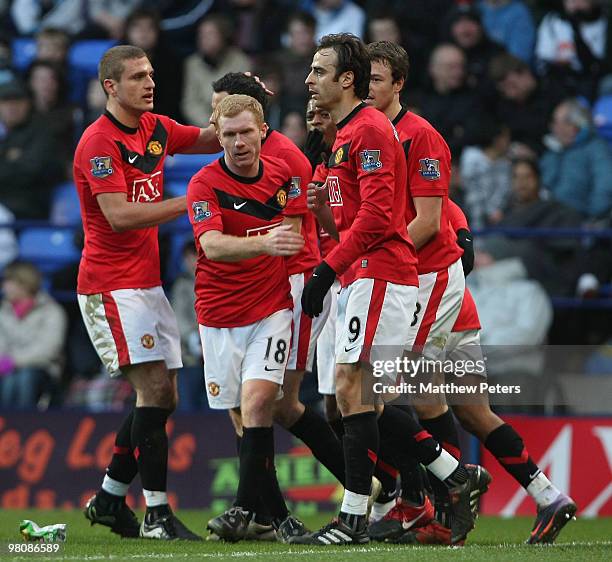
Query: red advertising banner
480 416 612 517
0 412 342 512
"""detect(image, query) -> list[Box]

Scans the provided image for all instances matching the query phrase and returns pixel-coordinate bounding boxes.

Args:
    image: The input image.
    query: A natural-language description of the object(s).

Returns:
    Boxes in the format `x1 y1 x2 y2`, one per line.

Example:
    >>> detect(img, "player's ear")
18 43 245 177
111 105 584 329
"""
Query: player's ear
393 78 405 95
261 121 269 139
340 70 354 90
103 78 117 97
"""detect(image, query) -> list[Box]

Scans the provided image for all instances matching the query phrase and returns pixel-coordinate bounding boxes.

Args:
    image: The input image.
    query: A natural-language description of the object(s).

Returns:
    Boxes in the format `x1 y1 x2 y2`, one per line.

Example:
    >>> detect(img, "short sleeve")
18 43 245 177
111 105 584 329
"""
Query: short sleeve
78 133 127 196
186 175 223 240
161 115 201 156
407 127 451 197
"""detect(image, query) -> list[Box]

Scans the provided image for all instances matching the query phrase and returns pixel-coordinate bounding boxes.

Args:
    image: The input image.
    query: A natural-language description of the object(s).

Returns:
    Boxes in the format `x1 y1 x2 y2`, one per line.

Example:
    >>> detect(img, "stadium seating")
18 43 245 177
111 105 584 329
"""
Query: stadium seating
50 182 81 226
164 152 222 183
11 37 36 70
19 227 80 273
593 95 612 146
68 39 117 105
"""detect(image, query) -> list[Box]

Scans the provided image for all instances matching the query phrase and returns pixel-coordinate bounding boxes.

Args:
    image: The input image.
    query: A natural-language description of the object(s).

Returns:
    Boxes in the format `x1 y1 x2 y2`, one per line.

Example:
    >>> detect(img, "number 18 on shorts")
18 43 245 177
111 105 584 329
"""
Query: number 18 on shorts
199 308 292 409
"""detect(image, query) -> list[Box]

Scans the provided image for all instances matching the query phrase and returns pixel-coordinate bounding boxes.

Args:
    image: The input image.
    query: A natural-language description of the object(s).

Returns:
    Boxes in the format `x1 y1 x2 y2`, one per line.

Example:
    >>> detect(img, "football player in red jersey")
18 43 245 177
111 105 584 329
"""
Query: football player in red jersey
296 33 484 546
77 45 221 541
209 76 347 519
187 94 309 543
364 39 473 540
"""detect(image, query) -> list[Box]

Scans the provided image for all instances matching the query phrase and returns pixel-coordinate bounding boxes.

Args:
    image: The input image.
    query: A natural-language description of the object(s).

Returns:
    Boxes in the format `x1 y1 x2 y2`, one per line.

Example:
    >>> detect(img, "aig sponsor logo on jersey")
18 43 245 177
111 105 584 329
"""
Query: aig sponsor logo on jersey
130 170 162 202
327 176 343 207
192 200 212 222
245 221 283 237
90 156 113 178
419 158 441 180
359 150 382 172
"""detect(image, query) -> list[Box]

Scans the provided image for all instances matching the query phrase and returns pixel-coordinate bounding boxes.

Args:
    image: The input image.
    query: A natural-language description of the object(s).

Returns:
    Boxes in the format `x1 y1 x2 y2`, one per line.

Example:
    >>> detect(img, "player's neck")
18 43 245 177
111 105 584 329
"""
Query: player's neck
105 101 144 129
223 154 260 178
330 96 362 125
385 98 403 122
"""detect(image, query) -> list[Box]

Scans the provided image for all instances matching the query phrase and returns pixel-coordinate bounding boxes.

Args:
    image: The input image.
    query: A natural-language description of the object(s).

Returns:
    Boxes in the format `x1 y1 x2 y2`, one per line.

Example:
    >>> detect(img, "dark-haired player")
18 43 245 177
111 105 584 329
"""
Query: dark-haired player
188 94 308 543
296 33 485 546
76 45 222 540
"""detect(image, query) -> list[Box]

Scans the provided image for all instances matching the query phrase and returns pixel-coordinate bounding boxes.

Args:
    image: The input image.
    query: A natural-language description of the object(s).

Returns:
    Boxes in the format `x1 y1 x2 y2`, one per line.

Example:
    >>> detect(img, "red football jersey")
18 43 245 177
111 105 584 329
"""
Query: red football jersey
324 104 418 287
453 287 481 332
312 162 337 258
74 111 200 294
447 200 481 331
262 130 320 274
187 155 300 327
393 109 462 275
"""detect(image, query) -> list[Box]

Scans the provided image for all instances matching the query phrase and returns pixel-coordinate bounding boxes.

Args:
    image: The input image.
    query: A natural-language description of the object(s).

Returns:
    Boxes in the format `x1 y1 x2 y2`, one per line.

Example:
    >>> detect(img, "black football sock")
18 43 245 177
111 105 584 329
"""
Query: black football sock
329 417 344 441
342 411 379 497
237 430 272 522
236 427 288 521
485 423 540 489
289 405 346 485
131 407 171 495
105 410 138 490
420 410 461 460
399 455 426 505
374 432 399 503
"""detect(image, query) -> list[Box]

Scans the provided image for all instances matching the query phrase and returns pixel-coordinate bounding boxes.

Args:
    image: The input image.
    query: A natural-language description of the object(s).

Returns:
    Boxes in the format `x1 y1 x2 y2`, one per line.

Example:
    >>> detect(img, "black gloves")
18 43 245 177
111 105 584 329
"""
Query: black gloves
301 261 336 317
303 129 331 172
457 229 474 277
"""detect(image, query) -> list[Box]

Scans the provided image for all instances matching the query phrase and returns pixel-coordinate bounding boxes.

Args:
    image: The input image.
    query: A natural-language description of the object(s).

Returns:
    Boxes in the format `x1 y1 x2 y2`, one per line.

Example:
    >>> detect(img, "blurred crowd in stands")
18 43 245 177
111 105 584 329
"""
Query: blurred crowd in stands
0 0 611 411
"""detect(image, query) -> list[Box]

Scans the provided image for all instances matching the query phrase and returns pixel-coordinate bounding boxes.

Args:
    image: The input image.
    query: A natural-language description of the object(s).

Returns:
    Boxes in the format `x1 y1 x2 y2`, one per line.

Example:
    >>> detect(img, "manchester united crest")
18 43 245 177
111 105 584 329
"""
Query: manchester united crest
208 382 220 397
141 334 155 349
277 188 287 207
147 140 163 156
335 147 344 164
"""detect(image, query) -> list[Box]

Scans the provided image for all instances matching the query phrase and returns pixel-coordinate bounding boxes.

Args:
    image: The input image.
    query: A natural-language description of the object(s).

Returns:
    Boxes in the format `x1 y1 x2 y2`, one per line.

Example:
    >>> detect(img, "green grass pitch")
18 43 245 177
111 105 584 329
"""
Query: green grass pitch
1 509 611 561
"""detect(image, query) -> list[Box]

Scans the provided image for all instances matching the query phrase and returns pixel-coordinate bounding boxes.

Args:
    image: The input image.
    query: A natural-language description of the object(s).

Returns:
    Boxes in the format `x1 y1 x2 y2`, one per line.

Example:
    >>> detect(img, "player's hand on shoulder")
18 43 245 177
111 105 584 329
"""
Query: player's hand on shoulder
307 182 328 213
263 224 304 256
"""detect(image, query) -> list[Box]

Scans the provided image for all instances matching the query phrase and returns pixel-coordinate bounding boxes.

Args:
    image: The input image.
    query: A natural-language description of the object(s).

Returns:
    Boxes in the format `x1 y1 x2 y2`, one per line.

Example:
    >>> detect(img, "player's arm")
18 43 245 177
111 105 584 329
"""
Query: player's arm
97 193 187 232
408 196 442 249
447 199 474 276
199 225 304 262
283 215 302 234
181 124 222 154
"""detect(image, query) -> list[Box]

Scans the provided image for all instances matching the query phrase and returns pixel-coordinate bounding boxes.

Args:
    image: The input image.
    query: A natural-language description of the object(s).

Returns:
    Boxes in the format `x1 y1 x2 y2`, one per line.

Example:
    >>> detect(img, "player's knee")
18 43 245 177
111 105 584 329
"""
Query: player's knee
242 390 273 422
143 375 176 410
454 405 494 438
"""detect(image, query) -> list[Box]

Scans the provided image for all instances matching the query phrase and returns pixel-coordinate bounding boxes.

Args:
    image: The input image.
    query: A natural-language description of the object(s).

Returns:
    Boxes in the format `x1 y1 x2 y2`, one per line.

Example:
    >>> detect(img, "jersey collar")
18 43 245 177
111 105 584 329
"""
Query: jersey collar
336 102 367 131
104 110 139 135
219 155 264 184
392 107 408 127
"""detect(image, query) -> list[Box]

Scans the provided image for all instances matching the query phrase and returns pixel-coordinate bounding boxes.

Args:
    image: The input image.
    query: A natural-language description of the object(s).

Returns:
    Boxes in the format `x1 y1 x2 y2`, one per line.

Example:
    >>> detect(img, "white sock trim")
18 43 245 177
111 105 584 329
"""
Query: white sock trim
102 475 129 497
340 489 369 516
426 448 459 482
527 472 561 507
143 490 168 507
370 497 396 522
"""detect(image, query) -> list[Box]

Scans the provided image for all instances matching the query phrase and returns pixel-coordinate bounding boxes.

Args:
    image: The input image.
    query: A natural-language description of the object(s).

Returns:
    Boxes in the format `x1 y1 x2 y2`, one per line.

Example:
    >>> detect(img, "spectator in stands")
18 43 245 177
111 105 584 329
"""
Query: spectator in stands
10 0 64 35
478 0 536 63
170 241 204 412
15 0 140 39
84 76 107 127
0 34 18 87
460 119 512 228
281 110 307 149
0 79 64 219
0 203 17 269
540 98 612 218
311 0 366 40
35 27 70 66
123 7 183 121
490 158 583 295
444 4 507 92
26 60 75 157
274 11 316 116
420 43 488 156
181 14 251 127
468 250 553 379
535 0 609 101
0 261 67 409
489 52 566 154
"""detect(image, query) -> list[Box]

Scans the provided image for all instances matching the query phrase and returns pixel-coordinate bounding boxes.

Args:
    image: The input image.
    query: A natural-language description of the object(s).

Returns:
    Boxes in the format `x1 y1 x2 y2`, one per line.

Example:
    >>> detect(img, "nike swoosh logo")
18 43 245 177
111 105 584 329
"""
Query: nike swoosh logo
344 345 359 353
234 201 247 210
128 155 138 163
264 366 281 372
529 470 540 480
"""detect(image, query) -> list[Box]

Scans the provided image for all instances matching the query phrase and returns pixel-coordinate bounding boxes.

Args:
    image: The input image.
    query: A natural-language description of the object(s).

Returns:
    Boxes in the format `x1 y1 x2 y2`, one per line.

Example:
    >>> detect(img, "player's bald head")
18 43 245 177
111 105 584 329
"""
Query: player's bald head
99 45 148 94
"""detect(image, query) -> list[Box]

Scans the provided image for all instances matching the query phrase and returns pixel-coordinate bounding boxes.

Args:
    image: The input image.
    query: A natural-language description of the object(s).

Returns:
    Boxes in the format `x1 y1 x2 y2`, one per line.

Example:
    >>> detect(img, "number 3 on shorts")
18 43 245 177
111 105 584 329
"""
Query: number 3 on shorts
264 337 288 365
